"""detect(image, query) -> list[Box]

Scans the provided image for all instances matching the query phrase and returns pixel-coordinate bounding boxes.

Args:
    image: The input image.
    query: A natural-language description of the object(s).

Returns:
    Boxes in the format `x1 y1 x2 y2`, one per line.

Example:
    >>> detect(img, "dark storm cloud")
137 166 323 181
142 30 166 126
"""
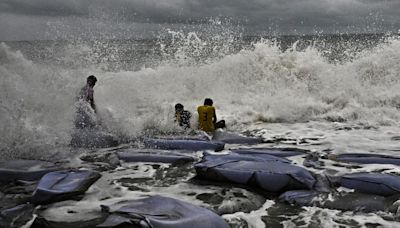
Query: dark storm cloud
1 0 399 40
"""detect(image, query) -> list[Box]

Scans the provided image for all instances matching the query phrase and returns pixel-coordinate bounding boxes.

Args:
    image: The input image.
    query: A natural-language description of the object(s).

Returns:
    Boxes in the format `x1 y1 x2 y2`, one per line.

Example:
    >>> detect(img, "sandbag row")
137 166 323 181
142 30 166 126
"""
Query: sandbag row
194 149 400 198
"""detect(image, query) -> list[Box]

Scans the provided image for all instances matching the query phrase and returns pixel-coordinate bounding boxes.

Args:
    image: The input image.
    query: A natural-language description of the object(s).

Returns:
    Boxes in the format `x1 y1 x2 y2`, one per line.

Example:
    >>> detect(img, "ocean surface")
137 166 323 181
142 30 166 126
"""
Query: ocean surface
1 32 400 227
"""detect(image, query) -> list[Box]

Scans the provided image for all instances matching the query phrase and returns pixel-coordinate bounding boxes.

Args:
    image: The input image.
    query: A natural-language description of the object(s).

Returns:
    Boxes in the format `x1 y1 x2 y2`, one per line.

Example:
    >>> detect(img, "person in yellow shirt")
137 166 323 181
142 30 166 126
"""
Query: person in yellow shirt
197 98 225 133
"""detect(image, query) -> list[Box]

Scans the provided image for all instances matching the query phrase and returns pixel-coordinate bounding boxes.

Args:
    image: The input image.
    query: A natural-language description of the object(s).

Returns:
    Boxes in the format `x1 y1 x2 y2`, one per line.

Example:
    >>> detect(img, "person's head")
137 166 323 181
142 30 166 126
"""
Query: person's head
204 98 213 106
175 103 184 112
87 75 97 87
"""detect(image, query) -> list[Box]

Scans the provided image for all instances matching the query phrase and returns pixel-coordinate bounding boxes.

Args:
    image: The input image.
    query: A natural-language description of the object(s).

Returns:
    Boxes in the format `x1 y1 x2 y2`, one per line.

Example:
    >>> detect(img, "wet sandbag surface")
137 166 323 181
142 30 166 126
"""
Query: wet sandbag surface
98 195 230 228
335 153 400 165
323 193 387 213
0 160 60 182
0 203 35 228
213 131 263 144
231 148 306 157
195 153 316 192
118 149 195 164
144 138 225 151
70 129 119 148
279 190 319 206
31 170 101 204
340 173 400 196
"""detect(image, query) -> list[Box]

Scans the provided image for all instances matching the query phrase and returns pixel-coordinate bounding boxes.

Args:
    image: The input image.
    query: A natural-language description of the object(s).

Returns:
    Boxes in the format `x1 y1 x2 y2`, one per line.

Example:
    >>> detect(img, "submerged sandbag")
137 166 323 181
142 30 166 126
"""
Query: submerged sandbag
98 195 229 228
323 193 387 212
0 160 60 182
340 173 400 196
0 203 35 228
144 138 225 151
195 153 316 192
118 149 194 164
31 170 101 205
231 148 305 157
213 131 263 144
279 190 319 206
70 129 118 148
334 153 400 165
279 191 388 212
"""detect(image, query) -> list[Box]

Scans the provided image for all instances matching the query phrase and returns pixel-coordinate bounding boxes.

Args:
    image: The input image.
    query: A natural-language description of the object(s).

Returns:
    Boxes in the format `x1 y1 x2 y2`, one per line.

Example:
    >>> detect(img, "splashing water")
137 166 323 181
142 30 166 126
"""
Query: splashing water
1 33 400 158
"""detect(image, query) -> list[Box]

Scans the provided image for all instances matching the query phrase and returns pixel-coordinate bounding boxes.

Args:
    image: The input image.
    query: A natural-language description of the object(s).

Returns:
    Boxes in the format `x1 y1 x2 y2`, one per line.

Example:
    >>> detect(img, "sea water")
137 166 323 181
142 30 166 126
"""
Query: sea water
1 31 400 227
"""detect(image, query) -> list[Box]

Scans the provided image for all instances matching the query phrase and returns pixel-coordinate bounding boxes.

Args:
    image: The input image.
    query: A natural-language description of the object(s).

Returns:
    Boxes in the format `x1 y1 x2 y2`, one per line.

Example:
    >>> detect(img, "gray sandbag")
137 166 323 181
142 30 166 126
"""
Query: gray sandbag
340 173 400 196
0 203 34 228
334 153 400 165
144 138 225 151
118 149 194 164
323 193 386 212
213 131 263 144
231 148 305 157
278 190 319 206
195 153 316 192
31 170 101 205
97 195 229 228
201 152 291 165
0 160 60 182
70 129 119 148
279 191 387 213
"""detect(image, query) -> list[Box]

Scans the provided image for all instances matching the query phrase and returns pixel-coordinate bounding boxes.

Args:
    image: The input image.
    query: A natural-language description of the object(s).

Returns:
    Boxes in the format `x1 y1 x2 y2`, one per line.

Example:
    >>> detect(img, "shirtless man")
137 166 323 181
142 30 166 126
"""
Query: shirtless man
75 75 98 128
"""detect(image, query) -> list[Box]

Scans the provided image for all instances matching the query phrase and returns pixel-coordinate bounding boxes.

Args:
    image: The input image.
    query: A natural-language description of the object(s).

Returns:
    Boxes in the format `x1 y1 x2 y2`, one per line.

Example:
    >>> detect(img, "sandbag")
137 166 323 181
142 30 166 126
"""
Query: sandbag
340 173 400 196
31 170 101 205
323 193 386 212
278 190 318 206
70 129 118 148
279 191 387 212
335 153 400 165
0 204 35 228
97 195 230 228
202 152 291 165
195 153 316 192
231 148 305 157
213 131 263 144
144 138 225 151
117 149 194 164
0 160 60 182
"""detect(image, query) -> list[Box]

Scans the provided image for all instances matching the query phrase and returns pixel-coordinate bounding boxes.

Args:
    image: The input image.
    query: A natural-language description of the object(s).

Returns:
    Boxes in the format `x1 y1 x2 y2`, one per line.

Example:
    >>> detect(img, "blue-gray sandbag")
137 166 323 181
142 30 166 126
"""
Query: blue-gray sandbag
340 173 400 196
213 131 263 144
97 195 230 228
31 170 101 205
279 190 387 212
335 153 400 165
0 160 60 182
117 149 194 164
231 148 305 157
144 138 225 151
195 153 316 192
323 193 386 212
279 190 318 206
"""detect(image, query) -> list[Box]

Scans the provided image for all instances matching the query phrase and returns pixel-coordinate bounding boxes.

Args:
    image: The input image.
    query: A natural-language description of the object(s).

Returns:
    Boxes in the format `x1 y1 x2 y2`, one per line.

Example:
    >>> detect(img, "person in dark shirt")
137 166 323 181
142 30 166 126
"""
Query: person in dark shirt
175 103 192 129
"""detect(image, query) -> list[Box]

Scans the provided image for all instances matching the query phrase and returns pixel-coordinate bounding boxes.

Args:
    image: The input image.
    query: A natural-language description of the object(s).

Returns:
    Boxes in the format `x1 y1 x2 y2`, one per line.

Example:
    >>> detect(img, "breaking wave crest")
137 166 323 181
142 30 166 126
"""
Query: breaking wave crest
1 34 400 157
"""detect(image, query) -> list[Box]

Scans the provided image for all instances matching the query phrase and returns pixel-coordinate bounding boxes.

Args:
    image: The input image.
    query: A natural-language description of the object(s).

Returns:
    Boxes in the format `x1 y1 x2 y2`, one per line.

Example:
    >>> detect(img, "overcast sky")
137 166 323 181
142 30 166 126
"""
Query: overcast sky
1 0 399 40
